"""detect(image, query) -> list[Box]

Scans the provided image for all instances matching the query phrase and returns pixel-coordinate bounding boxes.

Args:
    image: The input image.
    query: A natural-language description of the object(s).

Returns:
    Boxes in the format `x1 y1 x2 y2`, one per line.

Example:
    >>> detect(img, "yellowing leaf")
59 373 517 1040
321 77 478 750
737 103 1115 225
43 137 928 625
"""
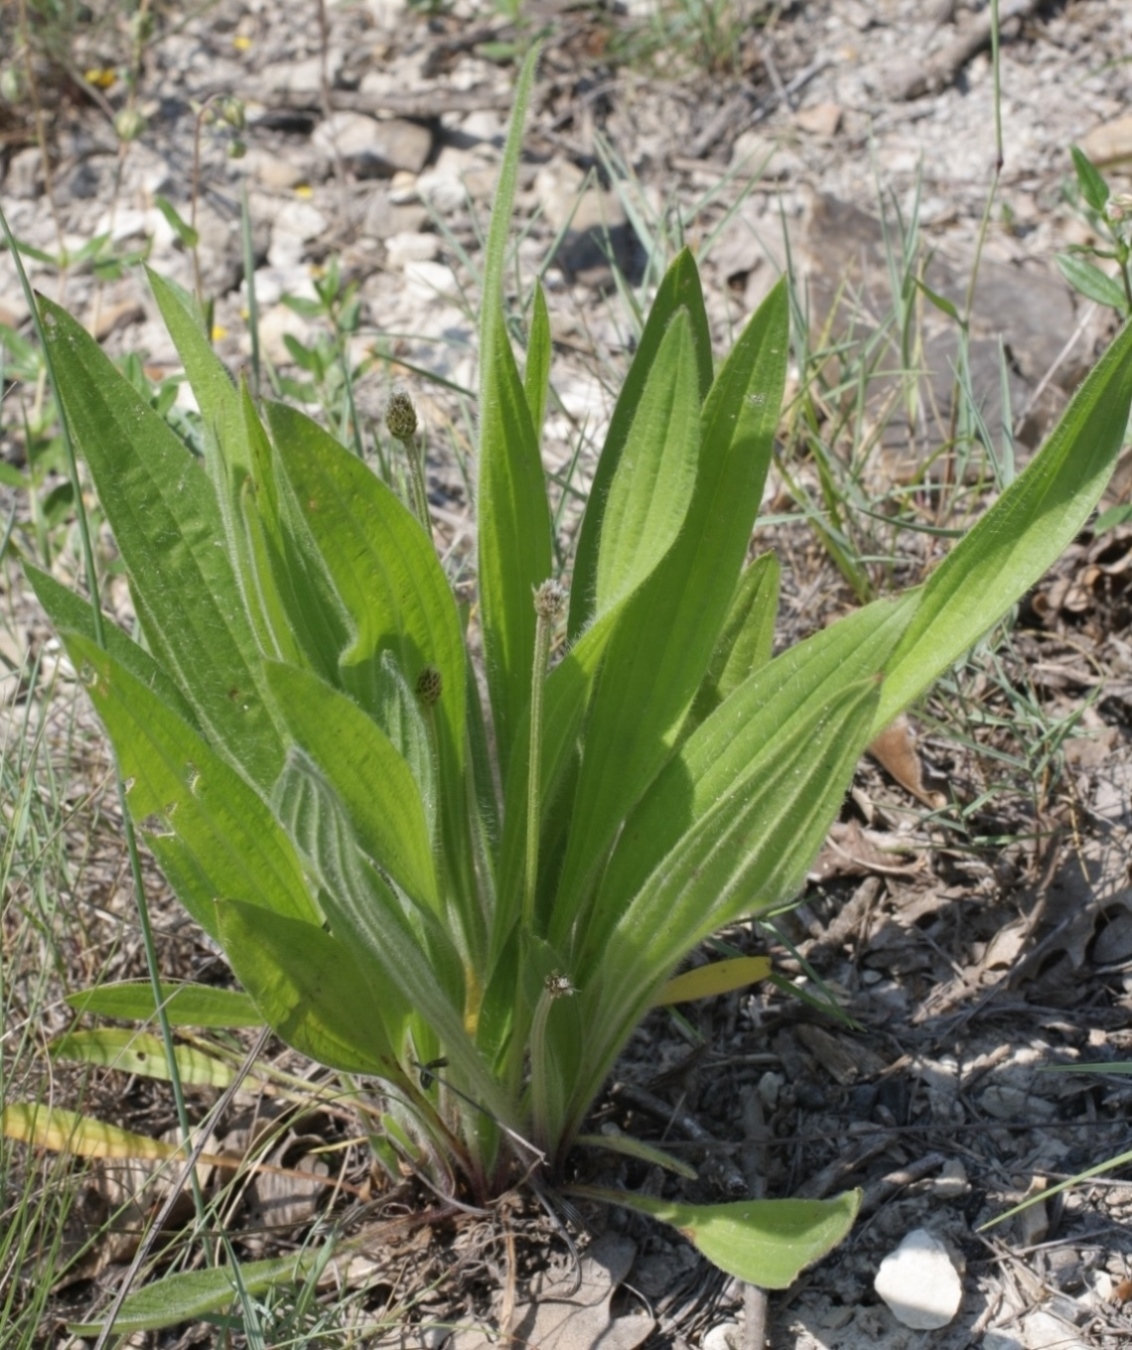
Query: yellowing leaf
2 1103 228 1164
50 1029 238 1089
656 956 771 1005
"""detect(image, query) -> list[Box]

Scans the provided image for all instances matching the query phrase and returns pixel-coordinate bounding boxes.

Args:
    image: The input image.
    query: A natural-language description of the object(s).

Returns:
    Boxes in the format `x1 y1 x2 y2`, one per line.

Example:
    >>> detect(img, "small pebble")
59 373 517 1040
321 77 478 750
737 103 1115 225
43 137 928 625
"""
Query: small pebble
874 1228 962 1329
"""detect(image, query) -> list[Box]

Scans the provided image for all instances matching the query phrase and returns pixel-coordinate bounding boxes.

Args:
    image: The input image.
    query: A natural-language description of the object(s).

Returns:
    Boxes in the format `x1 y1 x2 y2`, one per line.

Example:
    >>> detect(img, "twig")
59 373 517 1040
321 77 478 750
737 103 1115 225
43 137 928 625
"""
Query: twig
892 0 1041 101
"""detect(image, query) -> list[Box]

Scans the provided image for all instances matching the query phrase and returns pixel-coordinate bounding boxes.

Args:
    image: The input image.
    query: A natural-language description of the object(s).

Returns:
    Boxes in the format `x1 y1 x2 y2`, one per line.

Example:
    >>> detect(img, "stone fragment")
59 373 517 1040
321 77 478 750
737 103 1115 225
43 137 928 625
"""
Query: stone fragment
873 1228 962 1330
313 112 432 178
1081 115 1132 168
794 102 843 137
384 231 439 268
701 1322 741 1350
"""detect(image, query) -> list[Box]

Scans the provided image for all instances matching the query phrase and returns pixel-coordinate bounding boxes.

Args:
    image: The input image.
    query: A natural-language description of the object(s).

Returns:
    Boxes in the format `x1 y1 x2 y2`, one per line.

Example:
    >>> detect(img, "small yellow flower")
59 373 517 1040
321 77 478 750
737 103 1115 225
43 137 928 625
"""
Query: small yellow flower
295 183 313 199
232 34 252 51
84 67 117 90
211 325 228 342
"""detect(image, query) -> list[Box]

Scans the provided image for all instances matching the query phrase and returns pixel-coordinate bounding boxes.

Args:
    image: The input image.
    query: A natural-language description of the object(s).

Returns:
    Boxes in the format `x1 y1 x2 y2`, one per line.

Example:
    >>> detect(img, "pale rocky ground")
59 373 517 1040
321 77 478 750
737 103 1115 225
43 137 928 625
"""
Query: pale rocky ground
3 2 1132 1348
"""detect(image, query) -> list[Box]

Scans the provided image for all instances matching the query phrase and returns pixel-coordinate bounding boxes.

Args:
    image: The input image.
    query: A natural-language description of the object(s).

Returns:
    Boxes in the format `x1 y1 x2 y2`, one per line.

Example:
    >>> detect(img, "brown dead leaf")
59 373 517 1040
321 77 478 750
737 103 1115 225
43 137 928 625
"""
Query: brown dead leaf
868 716 946 807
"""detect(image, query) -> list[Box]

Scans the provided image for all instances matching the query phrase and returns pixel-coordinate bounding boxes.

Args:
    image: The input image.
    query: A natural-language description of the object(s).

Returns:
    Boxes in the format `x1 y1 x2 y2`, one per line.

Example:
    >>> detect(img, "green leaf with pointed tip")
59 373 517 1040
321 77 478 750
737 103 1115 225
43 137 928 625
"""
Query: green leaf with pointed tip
592 312 700 614
67 1249 328 1336
66 981 261 1028
551 278 791 945
569 248 714 637
573 1185 860 1289
37 296 285 790
524 280 552 439
874 316 1132 732
50 1029 237 1088
216 899 397 1079
475 45 551 790
575 1133 698 1181
265 400 472 917
37 290 286 788
60 632 318 939
691 551 780 724
1070 144 1110 214
1056 253 1129 314
147 266 250 487
477 296 555 787
24 564 198 729
265 661 439 912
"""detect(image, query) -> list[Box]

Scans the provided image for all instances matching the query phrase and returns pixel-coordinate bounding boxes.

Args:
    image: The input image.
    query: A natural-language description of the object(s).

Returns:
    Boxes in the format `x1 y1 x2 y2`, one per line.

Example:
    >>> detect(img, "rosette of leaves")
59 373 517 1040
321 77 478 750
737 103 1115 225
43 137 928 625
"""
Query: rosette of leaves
21 49 1132 1330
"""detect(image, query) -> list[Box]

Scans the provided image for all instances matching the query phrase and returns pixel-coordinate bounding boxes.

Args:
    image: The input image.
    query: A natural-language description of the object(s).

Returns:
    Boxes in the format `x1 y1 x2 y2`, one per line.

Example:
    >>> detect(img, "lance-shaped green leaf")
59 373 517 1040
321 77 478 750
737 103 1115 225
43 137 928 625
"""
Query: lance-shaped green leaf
689 551 780 726
50 1029 237 1089
874 316 1132 732
265 400 472 918
551 279 791 945
61 632 318 939
216 899 400 1079
494 315 703 942
24 563 198 729
585 594 916 962
568 248 714 637
477 301 555 787
476 46 554 788
562 675 882 1140
571 1185 860 1289
524 280 552 439
38 297 285 791
66 981 261 1028
147 266 251 487
265 661 440 913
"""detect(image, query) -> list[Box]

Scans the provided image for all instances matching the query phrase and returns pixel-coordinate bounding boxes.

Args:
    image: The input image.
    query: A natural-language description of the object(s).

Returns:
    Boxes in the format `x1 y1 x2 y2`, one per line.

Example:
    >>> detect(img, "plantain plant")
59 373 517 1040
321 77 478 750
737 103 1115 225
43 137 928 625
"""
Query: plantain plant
14 47 1132 1330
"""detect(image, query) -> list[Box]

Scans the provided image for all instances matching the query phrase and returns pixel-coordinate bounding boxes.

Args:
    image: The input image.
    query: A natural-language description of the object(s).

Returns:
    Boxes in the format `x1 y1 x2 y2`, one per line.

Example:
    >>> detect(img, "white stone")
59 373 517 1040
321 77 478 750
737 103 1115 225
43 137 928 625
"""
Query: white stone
1020 1310 1089 1350
701 1323 741 1350
404 259 461 302
873 1228 962 1330
384 231 439 268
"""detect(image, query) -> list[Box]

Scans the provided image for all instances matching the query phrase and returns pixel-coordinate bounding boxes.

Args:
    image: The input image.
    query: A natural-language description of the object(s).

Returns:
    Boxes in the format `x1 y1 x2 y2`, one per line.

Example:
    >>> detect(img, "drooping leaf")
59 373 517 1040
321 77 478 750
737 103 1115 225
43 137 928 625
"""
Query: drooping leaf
60 632 318 939
67 1249 329 1336
66 981 261 1028
572 1185 860 1289
50 1029 237 1089
656 956 772 1005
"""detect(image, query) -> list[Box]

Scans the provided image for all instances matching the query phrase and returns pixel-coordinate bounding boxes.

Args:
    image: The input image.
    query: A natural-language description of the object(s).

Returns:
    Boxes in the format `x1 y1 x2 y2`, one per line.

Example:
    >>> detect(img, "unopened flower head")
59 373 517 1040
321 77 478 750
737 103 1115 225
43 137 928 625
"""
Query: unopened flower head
416 665 443 707
533 578 568 622
385 387 418 443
